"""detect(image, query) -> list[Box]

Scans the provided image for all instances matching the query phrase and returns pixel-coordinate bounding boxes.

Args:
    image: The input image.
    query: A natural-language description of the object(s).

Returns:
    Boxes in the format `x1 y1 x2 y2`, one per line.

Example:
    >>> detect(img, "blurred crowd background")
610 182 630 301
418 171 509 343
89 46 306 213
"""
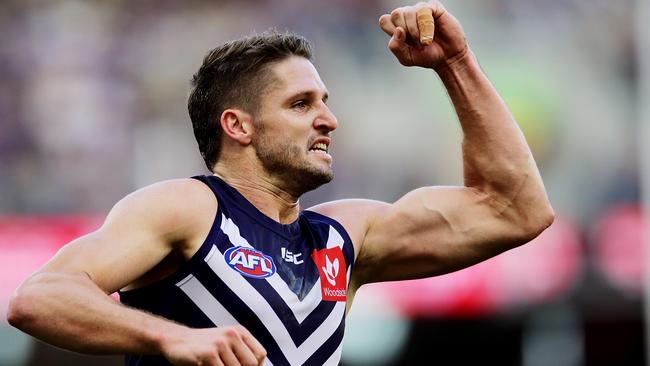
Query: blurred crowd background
0 0 646 365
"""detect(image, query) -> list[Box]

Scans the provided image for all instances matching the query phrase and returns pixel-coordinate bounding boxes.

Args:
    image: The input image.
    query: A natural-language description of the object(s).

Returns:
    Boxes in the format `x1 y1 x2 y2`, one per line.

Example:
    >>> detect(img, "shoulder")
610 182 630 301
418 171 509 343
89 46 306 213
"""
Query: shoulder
308 199 389 221
105 178 217 246
307 199 391 257
113 178 215 216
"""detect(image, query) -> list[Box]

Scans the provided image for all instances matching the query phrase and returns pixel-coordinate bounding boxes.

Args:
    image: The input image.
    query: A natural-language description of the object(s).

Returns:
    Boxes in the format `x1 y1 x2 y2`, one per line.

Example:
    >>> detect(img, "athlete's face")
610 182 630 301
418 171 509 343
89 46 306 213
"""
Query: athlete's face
252 56 338 195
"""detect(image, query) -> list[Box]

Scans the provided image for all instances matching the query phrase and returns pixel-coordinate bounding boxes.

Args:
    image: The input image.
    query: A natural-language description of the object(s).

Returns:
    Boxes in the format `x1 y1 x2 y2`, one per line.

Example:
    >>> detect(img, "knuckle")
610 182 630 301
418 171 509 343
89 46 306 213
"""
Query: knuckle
233 324 245 332
224 328 239 339
200 349 218 364
233 325 248 336
214 338 227 349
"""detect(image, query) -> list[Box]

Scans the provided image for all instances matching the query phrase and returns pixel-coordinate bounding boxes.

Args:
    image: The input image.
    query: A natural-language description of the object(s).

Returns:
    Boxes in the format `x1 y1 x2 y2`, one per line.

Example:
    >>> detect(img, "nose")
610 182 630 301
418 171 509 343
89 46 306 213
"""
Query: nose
314 103 338 132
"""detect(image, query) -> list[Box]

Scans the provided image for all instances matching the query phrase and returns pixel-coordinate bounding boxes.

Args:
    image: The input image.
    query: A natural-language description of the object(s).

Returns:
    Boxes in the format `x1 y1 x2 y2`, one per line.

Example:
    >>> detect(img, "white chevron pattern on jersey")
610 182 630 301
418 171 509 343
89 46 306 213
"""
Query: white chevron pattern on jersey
177 273 344 366
176 274 274 366
176 215 348 365
219 214 347 322
176 247 345 365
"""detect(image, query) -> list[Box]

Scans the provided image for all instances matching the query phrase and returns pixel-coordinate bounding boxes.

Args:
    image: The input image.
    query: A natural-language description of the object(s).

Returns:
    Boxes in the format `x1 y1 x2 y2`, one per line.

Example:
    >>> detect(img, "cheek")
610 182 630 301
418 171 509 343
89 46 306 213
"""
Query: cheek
272 130 309 150
257 131 303 158
257 114 311 149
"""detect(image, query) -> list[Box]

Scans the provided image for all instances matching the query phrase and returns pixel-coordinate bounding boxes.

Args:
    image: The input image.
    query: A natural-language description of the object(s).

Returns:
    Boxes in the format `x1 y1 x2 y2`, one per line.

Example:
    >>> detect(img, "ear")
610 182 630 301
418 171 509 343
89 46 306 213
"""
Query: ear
220 109 254 146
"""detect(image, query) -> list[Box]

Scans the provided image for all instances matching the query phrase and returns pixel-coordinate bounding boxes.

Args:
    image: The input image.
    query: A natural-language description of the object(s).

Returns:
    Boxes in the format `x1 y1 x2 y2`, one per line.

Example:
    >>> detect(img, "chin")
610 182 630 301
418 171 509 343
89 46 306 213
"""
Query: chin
288 166 333 196
255 146 334 195
301 169 333 192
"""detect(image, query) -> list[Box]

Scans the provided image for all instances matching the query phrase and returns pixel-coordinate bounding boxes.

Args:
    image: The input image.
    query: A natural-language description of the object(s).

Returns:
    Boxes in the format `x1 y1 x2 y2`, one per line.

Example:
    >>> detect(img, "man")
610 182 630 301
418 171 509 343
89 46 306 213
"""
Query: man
7 1 554 365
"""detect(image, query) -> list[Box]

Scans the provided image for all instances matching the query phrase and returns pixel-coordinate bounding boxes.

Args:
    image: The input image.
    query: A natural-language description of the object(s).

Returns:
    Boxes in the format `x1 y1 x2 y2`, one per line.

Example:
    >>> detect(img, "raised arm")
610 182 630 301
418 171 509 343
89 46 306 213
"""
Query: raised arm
316 1 553 288
7 179 266 365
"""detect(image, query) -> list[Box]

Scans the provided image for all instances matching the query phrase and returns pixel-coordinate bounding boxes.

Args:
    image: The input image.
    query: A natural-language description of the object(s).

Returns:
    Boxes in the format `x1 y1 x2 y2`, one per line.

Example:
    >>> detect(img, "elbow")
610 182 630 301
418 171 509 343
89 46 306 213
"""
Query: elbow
6 272 54 331
519 202 555 242
7 287 35 330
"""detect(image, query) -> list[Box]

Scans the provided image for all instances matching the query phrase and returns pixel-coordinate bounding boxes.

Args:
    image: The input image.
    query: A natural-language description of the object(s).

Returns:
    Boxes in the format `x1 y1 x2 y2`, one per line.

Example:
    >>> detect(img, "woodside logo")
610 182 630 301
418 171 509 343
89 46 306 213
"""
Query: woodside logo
311 246 347 302
224 246 276 279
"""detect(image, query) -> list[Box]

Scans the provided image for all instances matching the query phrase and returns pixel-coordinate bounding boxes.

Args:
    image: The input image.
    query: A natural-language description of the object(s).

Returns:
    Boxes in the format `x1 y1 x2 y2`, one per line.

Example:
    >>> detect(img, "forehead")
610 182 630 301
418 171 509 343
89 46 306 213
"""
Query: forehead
267 56 327 97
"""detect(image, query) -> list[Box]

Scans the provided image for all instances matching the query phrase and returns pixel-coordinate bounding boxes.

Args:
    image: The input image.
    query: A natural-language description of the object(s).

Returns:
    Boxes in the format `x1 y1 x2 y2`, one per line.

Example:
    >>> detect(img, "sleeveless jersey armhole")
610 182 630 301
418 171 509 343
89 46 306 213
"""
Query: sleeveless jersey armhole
301 210 356 274
118 176 223 297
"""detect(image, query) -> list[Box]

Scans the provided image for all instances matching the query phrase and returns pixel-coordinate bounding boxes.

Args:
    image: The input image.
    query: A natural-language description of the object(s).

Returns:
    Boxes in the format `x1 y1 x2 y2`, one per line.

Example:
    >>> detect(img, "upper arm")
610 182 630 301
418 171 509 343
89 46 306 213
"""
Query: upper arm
317 185 550 287
35 179 216 294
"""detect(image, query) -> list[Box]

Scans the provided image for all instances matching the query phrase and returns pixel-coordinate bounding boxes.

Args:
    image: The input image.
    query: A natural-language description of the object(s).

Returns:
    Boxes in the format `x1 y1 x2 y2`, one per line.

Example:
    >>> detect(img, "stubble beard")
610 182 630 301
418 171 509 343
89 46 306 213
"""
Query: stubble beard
254 133 333 197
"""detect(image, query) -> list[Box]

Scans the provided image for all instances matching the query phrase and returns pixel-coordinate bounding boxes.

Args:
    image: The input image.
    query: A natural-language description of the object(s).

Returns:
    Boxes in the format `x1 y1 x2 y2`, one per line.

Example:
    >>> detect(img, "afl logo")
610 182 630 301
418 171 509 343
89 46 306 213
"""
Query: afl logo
224 246 276 279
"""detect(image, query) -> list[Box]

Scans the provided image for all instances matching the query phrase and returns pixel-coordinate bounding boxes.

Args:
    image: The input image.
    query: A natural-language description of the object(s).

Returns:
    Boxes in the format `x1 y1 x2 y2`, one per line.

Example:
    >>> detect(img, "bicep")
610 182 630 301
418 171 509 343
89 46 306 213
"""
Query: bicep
38 206 172 294
37 180 208 294
355 186 525 284
40 227 171 295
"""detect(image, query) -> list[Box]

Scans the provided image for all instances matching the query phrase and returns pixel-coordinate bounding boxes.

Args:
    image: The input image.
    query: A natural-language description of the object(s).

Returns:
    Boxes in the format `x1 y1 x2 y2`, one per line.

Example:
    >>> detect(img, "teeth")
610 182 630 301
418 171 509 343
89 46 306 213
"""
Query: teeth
310 142 328 152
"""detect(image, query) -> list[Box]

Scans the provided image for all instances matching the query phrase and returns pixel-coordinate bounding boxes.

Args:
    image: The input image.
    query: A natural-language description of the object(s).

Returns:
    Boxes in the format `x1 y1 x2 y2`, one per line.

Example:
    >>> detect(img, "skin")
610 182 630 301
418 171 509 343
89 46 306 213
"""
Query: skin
7 1 554 365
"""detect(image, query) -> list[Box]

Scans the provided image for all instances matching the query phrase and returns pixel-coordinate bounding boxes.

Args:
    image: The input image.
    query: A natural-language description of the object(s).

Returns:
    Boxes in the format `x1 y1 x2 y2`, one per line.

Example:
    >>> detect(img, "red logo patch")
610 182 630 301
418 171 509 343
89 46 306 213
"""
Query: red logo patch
312 246 347 302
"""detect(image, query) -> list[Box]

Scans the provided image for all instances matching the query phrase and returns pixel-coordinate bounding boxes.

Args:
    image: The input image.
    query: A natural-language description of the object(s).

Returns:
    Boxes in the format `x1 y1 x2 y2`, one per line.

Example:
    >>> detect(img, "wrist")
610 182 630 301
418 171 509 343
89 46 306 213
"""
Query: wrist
150 320 189 356
434 46 474 77
435 48 487 90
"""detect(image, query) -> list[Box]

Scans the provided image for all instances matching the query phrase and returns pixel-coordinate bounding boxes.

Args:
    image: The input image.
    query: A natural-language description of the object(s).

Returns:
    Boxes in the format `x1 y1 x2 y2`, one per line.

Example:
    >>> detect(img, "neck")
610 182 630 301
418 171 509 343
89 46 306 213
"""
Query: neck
213 163 301 224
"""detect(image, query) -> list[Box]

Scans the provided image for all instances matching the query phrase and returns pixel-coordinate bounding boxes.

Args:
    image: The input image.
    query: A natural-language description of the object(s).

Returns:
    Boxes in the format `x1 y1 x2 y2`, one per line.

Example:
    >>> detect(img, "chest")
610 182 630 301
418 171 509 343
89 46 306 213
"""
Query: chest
174 211 354 365
214 213 351 304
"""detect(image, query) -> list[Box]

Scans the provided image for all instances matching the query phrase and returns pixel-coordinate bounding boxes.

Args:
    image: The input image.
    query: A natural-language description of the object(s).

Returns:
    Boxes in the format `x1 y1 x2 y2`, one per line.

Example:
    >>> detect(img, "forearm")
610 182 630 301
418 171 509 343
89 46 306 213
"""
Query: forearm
438 52 547 199
436 50 553 232
7 271 181 355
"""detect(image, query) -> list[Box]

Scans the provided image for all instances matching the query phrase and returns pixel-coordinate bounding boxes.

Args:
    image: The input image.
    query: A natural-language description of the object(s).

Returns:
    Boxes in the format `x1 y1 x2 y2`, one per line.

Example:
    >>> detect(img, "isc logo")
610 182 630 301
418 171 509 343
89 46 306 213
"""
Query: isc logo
224 246 276 279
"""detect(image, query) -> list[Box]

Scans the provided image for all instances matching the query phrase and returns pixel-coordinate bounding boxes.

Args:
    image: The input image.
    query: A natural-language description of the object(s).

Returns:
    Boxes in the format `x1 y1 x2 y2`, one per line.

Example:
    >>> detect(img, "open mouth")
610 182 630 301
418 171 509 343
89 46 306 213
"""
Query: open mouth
309 142 329 153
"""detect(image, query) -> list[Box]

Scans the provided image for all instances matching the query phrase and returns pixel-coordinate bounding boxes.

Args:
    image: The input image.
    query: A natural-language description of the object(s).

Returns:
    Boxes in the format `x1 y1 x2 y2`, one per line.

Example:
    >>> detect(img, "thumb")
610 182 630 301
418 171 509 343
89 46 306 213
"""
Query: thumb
388 27 413 66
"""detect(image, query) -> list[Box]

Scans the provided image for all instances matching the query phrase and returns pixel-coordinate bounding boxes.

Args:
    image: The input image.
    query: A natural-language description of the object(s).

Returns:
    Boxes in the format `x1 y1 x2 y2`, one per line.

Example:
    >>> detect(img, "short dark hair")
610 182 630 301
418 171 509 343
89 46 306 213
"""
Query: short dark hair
188 29 313 172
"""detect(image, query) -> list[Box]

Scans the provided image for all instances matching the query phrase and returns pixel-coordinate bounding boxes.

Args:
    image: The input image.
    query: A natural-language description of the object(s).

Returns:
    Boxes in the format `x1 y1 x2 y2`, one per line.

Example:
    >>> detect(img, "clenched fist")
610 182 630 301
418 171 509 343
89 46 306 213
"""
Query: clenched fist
162 325 267 366
379 1 468 70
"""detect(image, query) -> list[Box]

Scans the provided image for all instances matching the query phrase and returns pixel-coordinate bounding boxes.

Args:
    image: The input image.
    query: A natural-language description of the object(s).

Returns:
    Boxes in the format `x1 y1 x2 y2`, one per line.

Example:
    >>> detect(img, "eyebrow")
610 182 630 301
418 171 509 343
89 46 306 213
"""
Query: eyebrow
286 90 329 103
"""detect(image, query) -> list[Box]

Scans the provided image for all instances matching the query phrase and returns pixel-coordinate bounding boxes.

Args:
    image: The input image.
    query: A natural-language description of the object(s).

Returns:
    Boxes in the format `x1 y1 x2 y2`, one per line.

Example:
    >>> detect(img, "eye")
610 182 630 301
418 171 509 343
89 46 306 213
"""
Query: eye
291 100 309 111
